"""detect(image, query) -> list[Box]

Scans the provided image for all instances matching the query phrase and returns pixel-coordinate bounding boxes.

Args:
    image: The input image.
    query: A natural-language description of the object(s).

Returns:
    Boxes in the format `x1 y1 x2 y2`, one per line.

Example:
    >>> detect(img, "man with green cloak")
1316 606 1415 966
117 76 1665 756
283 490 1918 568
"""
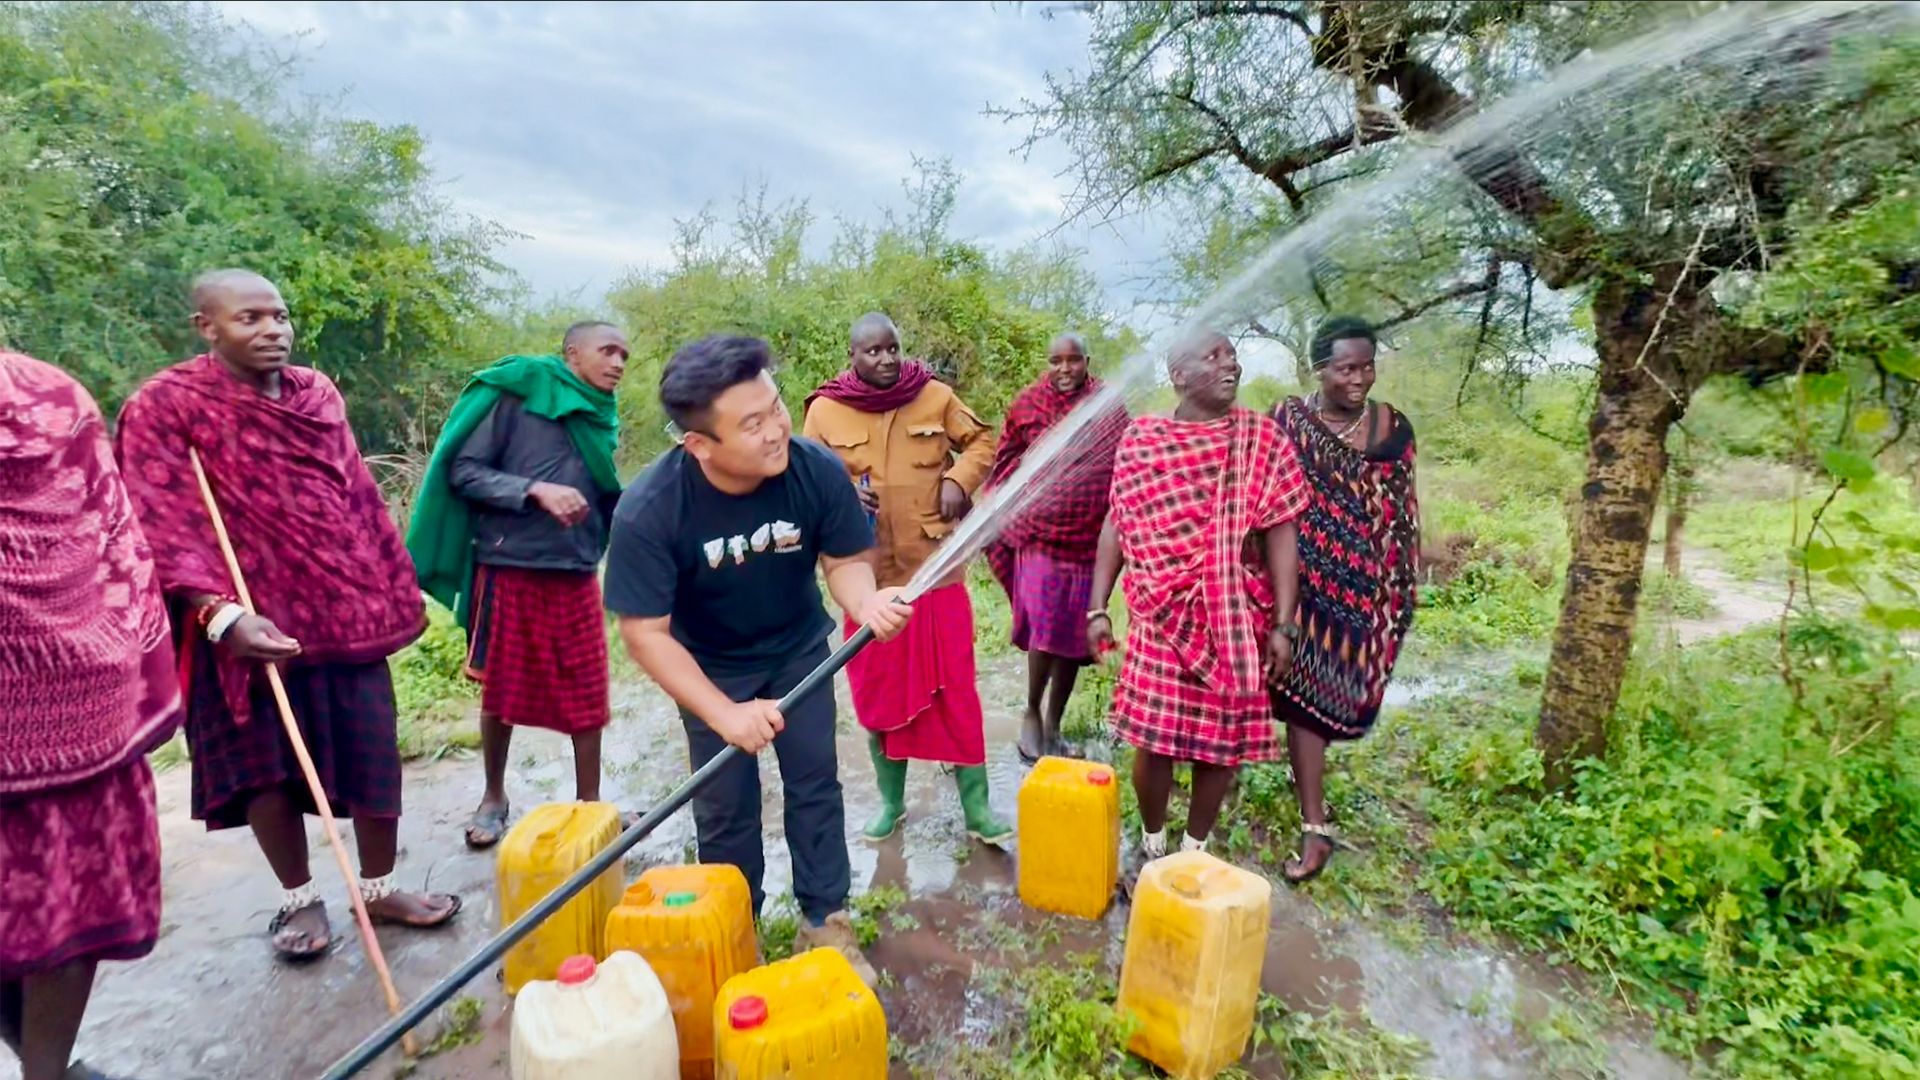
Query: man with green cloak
406 322 627 848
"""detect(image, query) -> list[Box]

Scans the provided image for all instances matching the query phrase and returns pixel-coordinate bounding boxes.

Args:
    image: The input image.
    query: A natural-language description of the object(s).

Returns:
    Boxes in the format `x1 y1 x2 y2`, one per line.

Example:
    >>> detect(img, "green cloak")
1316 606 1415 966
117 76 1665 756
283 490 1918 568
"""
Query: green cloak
406 354 619 628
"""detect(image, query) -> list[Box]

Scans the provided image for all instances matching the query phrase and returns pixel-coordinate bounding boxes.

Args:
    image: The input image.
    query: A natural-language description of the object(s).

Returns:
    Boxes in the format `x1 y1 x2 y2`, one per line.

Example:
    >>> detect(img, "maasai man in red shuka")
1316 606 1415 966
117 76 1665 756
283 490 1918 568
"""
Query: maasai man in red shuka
983 332 1128 762
803 312 1011 847
1088 331 1308 881
115 270 459 964
1269 317 1419 883
1 353 180 1080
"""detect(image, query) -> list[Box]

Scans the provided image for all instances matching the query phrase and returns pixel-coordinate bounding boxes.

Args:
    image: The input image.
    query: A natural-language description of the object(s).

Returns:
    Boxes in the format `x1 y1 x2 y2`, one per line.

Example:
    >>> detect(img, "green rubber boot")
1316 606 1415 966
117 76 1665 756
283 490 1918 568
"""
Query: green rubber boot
864 737 908 842
955 765 1014 847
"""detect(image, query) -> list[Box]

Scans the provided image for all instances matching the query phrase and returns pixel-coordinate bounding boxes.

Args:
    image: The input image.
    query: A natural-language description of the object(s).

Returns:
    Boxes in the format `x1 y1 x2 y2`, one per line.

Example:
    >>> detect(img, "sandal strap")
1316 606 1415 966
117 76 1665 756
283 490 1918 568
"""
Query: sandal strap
1302 822 1337 839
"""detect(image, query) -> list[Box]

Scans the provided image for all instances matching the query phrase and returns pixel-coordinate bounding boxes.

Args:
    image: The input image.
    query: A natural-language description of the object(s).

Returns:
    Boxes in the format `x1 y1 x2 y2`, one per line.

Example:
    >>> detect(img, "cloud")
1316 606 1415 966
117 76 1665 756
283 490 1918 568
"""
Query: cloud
211 0 1173 310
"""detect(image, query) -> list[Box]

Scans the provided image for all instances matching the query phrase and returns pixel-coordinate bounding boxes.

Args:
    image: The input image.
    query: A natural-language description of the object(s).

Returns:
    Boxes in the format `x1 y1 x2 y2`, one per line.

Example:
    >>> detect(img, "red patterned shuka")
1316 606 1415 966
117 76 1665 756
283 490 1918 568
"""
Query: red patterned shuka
114 355 425 727
1107 406 1309 766
0 352 176 981
0 352 181 794
983 375 1128 588
1268 397 1420 740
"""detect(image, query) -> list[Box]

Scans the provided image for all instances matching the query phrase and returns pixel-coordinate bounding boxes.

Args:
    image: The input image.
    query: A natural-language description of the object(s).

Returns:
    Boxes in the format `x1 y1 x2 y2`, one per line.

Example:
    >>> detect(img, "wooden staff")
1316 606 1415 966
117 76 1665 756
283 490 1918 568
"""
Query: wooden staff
188 448 418 1059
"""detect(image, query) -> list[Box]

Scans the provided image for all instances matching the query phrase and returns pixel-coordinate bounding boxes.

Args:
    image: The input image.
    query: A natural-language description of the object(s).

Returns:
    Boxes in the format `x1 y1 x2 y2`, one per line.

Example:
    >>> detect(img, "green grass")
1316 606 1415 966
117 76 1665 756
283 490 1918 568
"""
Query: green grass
848 883 909 948
1640 570 1719 620
758 894 802 962
1688 497 1800 581
421 995 487 1057
970 560 1016 657
389 600 482 761
939 953 1142 1079
1233 996 1431 1079
1686 478 1920 587
1280 617 1920 1078
149 731 188 771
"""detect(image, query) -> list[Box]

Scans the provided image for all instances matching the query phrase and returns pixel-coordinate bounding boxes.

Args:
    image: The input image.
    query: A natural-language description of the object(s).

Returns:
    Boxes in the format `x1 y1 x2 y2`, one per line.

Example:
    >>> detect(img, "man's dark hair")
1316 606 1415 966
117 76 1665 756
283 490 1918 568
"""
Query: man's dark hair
1309 316 1377 369
660 334 774 435
561 320 619 354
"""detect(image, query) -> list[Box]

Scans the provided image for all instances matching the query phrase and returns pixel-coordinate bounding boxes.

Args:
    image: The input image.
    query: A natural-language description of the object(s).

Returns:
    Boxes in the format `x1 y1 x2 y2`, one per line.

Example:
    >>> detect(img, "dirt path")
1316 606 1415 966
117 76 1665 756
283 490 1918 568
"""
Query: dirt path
14 558 1781 1080
1651 554 1785 646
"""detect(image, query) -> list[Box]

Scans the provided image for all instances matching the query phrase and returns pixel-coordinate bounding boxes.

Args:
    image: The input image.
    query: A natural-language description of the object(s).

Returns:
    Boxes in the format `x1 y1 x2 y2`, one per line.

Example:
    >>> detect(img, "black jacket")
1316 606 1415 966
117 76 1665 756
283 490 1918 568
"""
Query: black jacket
450 396 617 573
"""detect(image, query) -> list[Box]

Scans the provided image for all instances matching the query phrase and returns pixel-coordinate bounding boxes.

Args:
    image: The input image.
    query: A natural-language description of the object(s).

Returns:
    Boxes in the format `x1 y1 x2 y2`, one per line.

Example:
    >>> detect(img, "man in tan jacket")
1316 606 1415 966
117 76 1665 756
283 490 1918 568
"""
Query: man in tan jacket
803 312 1012 846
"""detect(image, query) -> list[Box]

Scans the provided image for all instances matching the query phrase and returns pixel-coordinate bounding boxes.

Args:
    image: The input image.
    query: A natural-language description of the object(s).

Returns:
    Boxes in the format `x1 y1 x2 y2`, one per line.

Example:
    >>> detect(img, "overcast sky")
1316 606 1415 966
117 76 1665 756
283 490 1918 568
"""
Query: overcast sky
214 0 1176 322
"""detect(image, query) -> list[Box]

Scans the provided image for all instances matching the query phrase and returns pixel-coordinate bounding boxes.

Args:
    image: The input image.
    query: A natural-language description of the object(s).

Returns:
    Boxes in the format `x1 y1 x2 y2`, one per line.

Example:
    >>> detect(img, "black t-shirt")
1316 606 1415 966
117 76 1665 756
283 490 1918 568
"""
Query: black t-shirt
603 437 873 675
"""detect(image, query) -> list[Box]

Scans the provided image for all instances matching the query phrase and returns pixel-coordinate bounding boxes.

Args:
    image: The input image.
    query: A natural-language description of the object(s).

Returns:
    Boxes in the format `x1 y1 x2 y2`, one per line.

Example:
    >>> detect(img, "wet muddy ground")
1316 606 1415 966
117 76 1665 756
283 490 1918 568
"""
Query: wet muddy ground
14 565 1795 1080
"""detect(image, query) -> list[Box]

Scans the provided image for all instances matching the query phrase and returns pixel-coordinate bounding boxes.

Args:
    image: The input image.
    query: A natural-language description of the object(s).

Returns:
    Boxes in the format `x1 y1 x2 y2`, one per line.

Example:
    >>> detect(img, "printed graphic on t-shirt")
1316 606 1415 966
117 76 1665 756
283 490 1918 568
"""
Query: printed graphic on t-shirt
703 520 802 568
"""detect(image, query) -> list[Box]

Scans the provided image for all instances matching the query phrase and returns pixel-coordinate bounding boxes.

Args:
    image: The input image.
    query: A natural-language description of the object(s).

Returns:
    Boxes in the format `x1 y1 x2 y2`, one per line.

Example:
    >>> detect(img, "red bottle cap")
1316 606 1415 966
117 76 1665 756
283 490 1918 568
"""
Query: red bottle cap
728 995 769 1030
556 955 597 986
1087 769 1113 786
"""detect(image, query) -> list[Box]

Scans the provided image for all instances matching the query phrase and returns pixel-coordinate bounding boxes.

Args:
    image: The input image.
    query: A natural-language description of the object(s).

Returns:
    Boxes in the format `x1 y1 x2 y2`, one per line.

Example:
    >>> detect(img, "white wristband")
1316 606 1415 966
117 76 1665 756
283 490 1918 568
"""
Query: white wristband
206 603 247 643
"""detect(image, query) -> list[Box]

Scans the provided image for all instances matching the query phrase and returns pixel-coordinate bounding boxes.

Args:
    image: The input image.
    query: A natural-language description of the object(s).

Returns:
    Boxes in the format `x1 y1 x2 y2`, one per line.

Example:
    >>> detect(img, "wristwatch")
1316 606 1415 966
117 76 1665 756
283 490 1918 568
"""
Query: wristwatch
1277 623 1301 639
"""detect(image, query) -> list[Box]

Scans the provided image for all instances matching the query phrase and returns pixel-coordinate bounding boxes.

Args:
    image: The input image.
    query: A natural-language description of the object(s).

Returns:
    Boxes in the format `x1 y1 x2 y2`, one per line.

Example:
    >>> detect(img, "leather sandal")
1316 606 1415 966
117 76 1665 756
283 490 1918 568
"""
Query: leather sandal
268 898 330 962
1282 822 1337 885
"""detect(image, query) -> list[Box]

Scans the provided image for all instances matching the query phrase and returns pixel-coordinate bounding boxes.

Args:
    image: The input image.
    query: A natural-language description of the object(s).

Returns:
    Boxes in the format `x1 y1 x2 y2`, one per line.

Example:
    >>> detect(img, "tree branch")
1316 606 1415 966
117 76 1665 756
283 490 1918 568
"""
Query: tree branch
1160 89 1394 210
1198 0 1313 36
1139 139 1234 185
1377 256 1504 332
1311 8 1601 288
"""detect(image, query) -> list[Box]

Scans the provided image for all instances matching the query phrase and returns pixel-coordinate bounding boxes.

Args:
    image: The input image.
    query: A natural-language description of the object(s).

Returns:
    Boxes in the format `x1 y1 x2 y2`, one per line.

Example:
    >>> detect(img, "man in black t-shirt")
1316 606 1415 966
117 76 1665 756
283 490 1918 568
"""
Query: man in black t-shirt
604 334 910 986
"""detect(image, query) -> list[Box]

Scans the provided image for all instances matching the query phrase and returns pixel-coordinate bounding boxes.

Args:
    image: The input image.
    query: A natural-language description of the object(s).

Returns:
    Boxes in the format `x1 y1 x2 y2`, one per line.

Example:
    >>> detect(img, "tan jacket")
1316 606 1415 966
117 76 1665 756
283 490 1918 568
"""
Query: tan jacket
803 380 997 587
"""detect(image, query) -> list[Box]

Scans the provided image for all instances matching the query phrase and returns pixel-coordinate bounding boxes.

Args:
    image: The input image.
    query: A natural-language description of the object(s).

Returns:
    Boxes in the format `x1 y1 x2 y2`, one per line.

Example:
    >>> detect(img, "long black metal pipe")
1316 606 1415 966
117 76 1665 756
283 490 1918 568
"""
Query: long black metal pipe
319 625 876 1080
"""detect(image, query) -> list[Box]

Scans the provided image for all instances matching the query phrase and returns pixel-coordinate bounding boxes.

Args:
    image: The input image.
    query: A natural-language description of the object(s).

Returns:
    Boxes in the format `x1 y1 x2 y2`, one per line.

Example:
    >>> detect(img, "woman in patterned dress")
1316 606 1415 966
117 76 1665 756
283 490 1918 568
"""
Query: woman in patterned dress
1269 317 1420 883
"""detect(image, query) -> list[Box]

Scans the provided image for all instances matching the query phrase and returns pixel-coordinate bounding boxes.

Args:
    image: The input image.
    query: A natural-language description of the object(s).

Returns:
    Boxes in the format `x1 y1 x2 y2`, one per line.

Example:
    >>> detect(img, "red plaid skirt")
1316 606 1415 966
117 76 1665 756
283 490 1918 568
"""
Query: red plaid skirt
467 565 609 735
1109 622 1280 767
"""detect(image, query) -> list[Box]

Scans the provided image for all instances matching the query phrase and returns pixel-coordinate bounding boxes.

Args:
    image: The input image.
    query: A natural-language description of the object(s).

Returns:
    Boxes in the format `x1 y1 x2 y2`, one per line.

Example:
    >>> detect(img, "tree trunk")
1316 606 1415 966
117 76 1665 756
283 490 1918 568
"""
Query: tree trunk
1663 449 1692 578
1536 279 1686 789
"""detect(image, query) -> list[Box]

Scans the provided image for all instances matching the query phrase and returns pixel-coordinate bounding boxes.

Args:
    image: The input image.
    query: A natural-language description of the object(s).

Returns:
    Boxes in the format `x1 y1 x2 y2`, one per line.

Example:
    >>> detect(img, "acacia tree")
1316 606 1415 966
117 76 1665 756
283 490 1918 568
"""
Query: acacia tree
1011 0 1919 785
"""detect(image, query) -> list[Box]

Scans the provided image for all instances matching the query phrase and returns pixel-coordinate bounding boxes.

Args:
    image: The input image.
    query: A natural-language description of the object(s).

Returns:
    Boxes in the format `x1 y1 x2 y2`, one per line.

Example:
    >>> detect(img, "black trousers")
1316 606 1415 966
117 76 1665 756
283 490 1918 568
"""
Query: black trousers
682 643 850 925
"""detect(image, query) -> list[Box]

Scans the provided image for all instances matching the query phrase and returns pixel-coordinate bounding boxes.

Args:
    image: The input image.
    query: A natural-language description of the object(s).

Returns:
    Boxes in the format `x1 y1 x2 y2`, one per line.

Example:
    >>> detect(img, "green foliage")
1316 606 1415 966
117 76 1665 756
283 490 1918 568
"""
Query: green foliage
148 731 186 771
969 560 1014 657
1738 173 1920 634
1639 572 1717 621
388 601 480 761
1239 996 1431 1080
953 954 1140 1079
1416 558 1559 650
1376 621 1920 1077
604 168 1138 464
757 894 802 964
847 883 908 949
420 995 487 1058
0 1 514 451
1373 357 1582 654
